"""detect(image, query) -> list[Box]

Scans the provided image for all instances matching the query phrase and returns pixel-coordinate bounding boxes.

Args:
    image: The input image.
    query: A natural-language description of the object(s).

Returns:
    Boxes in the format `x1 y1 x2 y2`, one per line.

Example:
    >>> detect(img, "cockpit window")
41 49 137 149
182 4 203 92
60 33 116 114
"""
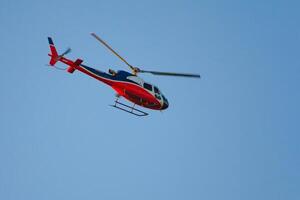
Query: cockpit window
154 86 160 94
162 95 168 103
144 82 153 91
155 94 161 100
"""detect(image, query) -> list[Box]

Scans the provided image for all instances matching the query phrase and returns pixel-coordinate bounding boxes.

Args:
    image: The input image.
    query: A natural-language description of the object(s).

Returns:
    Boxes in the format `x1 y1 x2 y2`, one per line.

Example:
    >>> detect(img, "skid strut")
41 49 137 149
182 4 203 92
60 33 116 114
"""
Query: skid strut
110 98 148 117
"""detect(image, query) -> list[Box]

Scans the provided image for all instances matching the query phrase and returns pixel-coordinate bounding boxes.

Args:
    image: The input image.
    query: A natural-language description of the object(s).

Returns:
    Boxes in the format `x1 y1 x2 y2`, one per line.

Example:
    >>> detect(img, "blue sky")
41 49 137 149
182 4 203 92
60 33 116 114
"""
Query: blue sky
0 0 299 199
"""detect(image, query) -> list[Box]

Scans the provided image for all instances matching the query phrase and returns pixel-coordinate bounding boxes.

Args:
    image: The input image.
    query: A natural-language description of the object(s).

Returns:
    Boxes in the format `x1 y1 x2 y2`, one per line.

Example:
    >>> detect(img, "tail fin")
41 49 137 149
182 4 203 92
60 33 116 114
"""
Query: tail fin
48 37 59 66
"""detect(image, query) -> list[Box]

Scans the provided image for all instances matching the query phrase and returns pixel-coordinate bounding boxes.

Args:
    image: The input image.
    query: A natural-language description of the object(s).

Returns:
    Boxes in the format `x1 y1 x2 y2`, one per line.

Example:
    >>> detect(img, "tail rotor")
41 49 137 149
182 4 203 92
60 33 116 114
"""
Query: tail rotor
47 37 72 66
58 47 72 58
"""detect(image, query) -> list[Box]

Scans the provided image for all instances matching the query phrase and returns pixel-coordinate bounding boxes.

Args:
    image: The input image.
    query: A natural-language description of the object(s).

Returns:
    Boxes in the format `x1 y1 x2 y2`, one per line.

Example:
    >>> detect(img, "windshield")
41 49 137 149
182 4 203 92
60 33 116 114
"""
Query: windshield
154 86 160 94
162 95 168 104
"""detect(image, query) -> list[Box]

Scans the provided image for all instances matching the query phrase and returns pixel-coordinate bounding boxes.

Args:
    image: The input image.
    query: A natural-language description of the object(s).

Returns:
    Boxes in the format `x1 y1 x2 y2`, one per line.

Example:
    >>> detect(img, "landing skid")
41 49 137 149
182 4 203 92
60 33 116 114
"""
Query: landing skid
110 98 148 117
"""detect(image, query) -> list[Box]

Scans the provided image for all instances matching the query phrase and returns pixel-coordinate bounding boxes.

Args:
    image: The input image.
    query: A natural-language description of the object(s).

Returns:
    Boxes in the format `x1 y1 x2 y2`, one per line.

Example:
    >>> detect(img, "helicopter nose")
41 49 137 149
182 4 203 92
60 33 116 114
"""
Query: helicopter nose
161 101 169 110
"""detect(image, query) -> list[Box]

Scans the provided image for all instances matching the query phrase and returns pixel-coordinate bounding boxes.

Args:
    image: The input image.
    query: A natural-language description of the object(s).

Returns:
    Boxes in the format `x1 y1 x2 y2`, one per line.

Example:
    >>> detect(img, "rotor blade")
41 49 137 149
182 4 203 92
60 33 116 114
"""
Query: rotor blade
91 33 135 70
60 48 71 57
139 70 201 78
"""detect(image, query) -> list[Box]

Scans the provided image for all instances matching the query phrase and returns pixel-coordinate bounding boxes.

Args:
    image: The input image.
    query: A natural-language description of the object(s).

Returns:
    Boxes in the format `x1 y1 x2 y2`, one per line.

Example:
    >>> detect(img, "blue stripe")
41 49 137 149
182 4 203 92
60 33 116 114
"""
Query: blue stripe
80 64 138 85
48 37 54 45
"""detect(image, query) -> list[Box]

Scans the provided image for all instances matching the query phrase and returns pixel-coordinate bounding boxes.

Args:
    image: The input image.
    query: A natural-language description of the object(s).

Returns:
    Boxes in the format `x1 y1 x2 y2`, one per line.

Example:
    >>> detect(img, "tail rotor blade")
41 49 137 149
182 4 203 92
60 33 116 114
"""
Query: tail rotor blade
60 48 71 57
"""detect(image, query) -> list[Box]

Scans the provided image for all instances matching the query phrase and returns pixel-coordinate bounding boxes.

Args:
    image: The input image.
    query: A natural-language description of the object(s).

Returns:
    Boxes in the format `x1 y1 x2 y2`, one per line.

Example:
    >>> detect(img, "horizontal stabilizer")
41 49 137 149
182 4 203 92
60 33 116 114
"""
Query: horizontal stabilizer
67 59 83 73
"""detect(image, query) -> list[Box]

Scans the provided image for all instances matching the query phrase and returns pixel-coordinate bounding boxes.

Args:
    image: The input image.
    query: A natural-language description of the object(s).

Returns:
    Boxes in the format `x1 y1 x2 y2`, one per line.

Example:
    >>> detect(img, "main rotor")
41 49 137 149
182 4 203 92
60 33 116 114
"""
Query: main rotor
90 33 200 78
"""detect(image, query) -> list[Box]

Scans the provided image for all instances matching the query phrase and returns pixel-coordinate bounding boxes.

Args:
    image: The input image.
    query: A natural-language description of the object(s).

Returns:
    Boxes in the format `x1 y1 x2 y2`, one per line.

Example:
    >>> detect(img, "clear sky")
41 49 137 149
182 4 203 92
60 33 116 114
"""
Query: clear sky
0 0 299 199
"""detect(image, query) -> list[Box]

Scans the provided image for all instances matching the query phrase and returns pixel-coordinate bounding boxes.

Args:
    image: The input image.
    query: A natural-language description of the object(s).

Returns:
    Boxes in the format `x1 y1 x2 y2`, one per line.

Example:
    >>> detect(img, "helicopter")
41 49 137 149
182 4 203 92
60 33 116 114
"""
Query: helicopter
47 33 200 116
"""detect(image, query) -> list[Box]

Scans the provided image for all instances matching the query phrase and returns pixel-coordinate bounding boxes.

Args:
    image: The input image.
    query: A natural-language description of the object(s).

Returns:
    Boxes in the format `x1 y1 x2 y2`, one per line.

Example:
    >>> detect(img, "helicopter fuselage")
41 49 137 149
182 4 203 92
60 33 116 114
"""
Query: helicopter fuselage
53 54 169 111
47 35 198 116
80 66 169 110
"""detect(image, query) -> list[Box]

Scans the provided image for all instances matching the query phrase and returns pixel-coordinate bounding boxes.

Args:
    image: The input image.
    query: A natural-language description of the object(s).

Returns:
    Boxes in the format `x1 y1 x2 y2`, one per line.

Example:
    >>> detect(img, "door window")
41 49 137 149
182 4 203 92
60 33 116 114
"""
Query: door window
144 83 152 91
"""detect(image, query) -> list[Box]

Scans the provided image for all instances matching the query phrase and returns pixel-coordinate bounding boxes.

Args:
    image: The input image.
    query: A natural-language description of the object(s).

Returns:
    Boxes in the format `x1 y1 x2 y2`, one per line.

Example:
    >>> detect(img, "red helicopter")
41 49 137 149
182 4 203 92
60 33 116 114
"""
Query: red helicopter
47 33 200 116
